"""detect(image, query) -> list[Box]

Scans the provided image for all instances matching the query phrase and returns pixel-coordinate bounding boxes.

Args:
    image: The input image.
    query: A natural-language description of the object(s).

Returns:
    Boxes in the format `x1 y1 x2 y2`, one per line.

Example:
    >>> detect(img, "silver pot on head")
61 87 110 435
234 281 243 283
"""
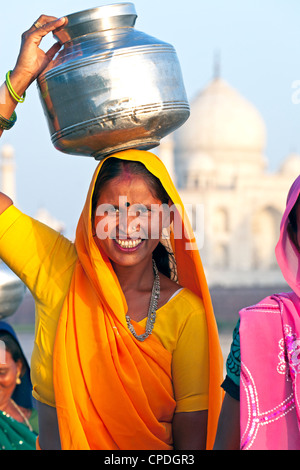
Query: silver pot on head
37 3 190 160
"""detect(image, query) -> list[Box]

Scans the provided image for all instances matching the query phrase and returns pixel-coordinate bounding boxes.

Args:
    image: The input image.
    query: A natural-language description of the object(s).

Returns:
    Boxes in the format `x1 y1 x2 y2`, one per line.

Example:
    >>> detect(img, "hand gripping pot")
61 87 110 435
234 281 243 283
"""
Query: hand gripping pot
37 3 190 159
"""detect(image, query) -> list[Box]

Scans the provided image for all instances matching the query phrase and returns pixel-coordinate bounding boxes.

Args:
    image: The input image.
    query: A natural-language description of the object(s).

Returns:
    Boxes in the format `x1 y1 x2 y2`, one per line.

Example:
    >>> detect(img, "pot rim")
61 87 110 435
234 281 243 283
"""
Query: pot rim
54 3 138 43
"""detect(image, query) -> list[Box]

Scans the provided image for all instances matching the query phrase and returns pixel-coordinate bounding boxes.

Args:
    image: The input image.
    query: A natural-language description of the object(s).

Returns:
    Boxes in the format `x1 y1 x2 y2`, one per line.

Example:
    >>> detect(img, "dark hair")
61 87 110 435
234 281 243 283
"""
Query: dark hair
0 332 26 376
288 194 300 251
92 158 177 280
289 194 300 232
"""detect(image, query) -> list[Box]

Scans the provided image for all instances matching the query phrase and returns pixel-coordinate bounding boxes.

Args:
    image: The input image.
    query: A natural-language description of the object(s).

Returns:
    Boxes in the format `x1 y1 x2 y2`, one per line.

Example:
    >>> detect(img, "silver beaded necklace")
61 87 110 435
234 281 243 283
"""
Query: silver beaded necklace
125 259 160 341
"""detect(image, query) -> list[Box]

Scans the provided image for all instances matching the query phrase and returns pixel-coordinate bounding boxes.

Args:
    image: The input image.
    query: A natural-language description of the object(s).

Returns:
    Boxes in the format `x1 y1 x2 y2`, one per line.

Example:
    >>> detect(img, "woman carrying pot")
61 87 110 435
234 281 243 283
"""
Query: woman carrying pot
0 16 223 450
214 175 300 450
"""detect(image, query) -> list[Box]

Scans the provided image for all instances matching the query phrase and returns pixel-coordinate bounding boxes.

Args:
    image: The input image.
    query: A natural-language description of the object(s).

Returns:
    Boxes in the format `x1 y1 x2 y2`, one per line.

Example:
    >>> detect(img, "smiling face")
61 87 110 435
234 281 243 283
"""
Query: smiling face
93 173 170 268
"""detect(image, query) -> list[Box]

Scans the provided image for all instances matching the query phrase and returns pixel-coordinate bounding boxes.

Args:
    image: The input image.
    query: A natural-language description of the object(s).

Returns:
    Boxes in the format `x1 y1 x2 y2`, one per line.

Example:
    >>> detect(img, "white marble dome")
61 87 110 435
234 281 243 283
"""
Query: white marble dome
280 153 300 174
175 77 266 153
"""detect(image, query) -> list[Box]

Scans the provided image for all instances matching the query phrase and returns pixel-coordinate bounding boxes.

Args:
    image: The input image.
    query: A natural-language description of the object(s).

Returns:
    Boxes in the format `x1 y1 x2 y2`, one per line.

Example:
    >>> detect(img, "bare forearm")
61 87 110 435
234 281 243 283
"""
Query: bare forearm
172 410 208 450
213 393 240 450
0 70 30 137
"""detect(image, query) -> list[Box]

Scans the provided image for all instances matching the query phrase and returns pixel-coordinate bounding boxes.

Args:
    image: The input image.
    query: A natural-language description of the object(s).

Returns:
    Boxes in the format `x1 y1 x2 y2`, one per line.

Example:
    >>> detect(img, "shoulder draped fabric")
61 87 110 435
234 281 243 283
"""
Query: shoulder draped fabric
53 149 223 450
240 175 300 450
0 410 37 450
275 175 300 299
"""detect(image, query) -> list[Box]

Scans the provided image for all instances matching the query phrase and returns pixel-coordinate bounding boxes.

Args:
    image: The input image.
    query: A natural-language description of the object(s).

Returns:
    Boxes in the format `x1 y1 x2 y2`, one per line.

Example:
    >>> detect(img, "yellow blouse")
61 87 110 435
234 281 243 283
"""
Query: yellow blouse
0 205 209 412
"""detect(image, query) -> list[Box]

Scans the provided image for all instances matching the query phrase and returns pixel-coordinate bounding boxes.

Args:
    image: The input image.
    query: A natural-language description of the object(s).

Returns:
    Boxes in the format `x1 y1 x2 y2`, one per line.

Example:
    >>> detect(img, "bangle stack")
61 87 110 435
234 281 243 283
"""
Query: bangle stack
0 70 26 131
0 111 17 130
5 70 26 103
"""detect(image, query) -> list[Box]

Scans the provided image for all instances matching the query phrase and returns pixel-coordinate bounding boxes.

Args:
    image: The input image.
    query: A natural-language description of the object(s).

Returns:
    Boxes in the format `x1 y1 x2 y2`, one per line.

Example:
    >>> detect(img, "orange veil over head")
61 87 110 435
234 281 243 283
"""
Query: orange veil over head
53 149 223 450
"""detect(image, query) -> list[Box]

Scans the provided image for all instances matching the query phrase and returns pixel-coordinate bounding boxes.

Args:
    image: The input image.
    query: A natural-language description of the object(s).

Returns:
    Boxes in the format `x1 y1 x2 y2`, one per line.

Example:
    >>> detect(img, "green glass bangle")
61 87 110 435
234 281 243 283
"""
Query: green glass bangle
6 70 26 103
0 110 17 130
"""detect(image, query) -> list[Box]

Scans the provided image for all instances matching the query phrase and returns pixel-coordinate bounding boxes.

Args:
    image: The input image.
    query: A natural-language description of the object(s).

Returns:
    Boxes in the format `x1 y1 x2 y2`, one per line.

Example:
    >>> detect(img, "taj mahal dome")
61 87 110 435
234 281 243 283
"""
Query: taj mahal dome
158 75 300 287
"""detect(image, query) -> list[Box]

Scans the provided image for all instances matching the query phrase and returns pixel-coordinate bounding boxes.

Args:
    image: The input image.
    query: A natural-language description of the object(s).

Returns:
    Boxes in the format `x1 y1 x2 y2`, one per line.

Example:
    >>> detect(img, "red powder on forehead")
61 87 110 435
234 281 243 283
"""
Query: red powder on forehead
112 162 136 185
119 162 135 180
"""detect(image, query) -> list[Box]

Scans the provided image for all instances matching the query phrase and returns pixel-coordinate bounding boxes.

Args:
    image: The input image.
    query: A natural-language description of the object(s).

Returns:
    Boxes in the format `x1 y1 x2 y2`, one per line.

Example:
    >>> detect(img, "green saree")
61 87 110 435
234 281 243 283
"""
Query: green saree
0 408 38 450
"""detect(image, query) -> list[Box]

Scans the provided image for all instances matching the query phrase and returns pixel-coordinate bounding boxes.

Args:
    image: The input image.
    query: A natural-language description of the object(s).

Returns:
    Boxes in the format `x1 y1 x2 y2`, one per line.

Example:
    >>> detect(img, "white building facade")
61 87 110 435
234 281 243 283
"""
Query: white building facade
159 77 300 287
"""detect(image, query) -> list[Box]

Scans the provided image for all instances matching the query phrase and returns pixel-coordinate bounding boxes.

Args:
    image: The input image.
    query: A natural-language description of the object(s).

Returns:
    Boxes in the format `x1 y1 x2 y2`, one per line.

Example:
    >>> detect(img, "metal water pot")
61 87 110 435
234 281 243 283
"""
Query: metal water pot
37 3 190 159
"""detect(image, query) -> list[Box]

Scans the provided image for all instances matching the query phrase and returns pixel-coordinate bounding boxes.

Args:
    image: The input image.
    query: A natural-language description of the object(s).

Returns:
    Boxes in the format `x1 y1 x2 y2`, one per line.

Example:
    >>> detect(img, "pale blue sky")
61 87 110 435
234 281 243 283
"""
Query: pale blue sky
1 0 299 238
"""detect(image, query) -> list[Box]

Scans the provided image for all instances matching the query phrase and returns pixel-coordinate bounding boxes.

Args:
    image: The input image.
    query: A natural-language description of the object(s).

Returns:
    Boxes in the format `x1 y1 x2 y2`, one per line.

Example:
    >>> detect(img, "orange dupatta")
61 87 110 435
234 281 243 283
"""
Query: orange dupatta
53 149 223 450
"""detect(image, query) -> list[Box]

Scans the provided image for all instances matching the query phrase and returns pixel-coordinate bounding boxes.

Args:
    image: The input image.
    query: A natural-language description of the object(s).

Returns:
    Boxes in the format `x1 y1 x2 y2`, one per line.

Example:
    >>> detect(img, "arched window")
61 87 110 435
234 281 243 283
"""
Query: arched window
213 207 229 233
214 243 229 269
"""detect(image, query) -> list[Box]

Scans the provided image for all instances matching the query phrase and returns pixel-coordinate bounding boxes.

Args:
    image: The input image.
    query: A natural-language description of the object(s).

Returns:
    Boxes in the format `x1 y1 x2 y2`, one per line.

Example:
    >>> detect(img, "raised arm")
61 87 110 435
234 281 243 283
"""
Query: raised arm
0 15 66 143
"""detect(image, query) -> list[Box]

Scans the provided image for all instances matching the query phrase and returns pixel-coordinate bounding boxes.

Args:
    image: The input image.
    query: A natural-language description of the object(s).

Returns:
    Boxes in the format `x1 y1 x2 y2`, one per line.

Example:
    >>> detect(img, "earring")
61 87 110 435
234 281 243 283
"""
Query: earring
16 374 21 385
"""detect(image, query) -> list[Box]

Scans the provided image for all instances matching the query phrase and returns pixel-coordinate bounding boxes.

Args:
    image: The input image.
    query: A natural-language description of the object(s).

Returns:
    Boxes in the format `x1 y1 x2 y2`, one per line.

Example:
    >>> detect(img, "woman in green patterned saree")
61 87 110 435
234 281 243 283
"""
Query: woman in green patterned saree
0 321 38 449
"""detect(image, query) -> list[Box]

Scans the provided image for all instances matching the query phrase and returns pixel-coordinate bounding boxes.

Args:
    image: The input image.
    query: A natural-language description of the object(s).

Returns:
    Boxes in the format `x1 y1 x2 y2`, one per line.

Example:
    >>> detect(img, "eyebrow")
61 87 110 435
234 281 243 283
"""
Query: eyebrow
133 204 152 209
117 203 154 210
99 202 161 212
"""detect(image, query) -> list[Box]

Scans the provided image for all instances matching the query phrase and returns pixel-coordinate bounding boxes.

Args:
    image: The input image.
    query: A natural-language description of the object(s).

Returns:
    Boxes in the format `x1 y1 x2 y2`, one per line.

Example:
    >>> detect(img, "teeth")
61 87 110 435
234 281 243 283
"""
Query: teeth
116 239 142 248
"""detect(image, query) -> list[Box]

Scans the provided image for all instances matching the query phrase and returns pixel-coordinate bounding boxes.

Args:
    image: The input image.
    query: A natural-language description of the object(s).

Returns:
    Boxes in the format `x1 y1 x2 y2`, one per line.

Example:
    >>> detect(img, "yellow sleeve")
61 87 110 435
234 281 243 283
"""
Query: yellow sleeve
0 205 76 304
172 302 209 413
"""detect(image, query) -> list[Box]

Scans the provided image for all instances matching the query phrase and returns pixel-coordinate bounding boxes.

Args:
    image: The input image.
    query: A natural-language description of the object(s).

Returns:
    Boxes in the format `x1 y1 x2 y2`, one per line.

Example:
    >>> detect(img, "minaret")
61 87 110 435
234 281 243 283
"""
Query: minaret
0 144 16 203
213 49 221 80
